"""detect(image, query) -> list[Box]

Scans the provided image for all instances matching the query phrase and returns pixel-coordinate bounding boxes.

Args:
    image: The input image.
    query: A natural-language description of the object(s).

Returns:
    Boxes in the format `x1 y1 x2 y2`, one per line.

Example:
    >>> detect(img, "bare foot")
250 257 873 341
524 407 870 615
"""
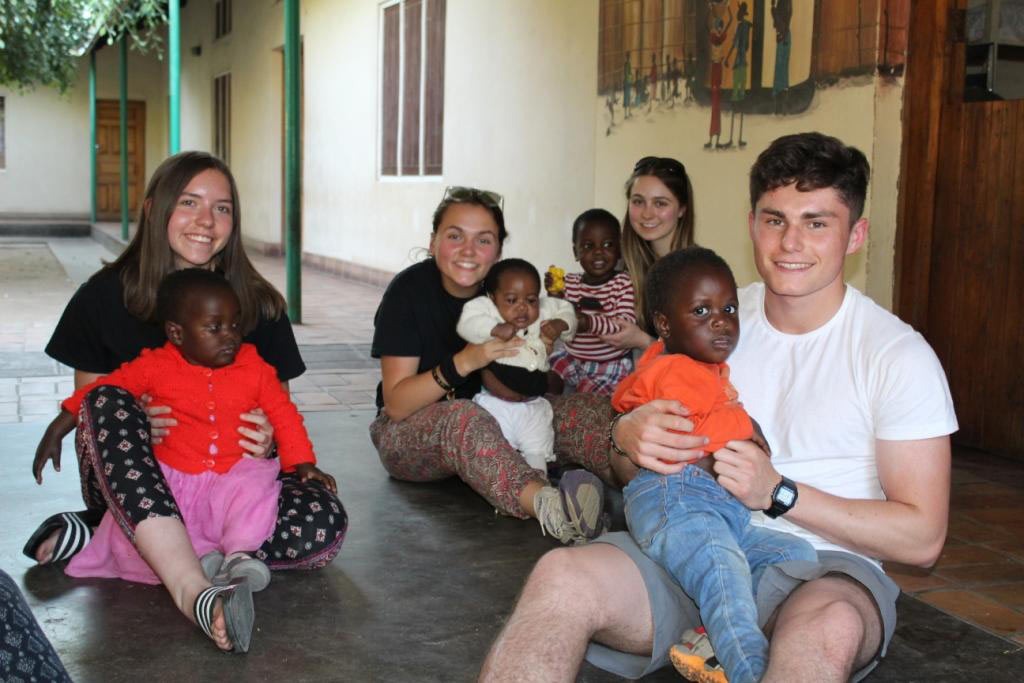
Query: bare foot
205 599 232 652
180 583 233 651
34 529 60 564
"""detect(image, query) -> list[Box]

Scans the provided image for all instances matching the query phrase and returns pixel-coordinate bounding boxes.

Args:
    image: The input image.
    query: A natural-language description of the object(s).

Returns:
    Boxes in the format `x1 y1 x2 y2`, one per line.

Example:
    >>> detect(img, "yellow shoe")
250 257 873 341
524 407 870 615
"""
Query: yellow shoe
669 627 728 683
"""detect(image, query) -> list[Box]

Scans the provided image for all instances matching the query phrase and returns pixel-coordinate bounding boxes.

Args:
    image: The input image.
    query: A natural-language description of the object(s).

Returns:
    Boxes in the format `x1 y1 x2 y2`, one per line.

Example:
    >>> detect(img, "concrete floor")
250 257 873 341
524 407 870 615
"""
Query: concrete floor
3 235 1024 681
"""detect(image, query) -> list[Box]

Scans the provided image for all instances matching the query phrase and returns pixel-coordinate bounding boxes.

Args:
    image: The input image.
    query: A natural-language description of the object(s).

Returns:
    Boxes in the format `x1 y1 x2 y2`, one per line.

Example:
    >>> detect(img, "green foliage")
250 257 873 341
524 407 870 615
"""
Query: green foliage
0 0 167 93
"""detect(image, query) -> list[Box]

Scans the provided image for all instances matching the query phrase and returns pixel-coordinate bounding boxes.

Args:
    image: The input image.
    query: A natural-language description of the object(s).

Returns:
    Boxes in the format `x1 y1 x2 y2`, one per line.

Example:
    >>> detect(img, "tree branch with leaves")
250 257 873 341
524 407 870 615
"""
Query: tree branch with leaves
0 0 168 93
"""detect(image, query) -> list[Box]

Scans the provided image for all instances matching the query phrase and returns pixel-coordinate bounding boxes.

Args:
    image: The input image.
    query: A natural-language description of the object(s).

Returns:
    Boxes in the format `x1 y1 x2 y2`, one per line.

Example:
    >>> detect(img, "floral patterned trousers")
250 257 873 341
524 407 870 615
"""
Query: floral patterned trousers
76 385 348 570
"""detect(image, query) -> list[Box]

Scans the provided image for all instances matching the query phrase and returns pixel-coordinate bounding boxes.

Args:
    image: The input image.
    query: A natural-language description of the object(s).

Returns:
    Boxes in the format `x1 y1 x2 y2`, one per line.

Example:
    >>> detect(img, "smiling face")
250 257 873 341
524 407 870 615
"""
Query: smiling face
627 175 686 257
166 286 242 368
430 203 502 298
490 269 541 331
574 220 621 285
166 169 234 270
654 265 739 364
749 183 867 320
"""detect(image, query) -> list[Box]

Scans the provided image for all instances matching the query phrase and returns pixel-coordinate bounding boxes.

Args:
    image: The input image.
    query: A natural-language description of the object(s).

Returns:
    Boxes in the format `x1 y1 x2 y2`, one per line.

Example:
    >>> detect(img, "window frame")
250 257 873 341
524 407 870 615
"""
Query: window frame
213 72 232 165
214 0 233 41
377 0 444 180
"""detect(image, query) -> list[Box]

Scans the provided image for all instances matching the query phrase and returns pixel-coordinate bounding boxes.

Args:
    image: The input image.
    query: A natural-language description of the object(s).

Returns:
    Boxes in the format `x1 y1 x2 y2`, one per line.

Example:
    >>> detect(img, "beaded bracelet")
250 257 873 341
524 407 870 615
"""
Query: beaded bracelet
608 411 629 457
431 365 456 401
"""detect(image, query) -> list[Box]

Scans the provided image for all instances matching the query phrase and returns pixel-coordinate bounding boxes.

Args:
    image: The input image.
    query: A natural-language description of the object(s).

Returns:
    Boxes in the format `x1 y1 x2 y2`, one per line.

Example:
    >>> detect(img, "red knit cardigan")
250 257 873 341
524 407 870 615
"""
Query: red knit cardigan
62 342 315 474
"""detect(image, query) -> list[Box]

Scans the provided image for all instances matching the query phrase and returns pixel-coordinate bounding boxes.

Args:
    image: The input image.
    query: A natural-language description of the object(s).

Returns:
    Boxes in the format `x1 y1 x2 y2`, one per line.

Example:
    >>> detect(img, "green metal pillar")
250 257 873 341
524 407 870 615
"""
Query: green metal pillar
284 0 302 322
168 0 181 153
119 38 129 241
89 50 97 224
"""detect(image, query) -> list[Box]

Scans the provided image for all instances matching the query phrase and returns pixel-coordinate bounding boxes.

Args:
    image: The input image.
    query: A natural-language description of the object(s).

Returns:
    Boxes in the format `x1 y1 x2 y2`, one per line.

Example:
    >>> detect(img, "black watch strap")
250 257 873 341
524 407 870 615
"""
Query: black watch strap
764 475 798 519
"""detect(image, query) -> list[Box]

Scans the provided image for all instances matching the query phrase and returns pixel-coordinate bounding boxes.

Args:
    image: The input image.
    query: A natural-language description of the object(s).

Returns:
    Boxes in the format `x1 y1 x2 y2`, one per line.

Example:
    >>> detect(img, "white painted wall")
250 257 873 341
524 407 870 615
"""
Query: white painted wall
297 0 598 273
0 42 166 218
0 83 90 216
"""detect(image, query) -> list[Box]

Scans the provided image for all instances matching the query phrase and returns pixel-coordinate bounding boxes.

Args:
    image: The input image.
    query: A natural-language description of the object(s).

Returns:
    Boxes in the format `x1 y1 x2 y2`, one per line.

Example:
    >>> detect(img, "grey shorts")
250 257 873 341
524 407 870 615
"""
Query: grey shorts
584 531 900 681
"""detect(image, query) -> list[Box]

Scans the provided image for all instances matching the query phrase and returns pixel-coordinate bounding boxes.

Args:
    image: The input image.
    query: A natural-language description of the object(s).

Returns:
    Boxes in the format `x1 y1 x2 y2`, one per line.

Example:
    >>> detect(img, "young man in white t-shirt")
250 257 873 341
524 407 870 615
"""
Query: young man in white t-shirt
480 132 957 682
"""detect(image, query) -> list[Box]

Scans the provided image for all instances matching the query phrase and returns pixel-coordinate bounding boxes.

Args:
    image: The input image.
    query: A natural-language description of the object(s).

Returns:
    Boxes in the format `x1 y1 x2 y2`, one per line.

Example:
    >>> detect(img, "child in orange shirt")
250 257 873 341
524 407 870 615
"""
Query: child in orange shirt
613 247 815 683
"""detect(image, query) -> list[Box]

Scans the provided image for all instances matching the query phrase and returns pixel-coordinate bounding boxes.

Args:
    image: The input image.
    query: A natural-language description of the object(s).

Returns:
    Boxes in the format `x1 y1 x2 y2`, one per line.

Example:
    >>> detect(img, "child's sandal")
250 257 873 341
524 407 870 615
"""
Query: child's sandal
193 580 255 654
22 511 98 564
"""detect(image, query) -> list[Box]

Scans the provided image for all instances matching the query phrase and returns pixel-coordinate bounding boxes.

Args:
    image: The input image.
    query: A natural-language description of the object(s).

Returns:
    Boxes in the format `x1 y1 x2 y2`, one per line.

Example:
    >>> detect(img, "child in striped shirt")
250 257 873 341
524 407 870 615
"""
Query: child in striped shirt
546 209 636 396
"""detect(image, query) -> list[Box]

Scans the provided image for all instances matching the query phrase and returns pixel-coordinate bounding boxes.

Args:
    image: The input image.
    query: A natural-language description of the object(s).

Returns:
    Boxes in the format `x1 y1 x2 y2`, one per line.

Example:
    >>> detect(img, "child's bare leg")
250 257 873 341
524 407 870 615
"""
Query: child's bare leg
134 516 230 651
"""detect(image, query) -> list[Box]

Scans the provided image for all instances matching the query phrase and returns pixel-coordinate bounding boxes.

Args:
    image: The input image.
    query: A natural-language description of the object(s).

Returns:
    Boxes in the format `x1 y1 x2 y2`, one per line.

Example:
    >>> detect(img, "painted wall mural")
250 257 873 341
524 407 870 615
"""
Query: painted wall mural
598 0 908 149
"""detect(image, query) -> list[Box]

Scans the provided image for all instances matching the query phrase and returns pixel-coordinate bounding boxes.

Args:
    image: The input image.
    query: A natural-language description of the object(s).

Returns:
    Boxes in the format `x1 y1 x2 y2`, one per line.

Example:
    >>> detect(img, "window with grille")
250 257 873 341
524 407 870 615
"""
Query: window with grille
213 74 231 164
215 0 232 40
379 0 445 177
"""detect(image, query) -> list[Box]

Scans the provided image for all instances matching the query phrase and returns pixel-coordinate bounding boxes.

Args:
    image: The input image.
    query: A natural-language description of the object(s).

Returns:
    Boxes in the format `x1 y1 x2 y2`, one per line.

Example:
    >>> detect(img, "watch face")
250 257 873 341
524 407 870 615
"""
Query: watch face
777 487 797 507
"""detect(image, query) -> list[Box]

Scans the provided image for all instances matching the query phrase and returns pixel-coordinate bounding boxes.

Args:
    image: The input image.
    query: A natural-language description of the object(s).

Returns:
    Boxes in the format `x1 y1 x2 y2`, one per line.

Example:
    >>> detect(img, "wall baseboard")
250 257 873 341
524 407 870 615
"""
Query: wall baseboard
243 236 394 289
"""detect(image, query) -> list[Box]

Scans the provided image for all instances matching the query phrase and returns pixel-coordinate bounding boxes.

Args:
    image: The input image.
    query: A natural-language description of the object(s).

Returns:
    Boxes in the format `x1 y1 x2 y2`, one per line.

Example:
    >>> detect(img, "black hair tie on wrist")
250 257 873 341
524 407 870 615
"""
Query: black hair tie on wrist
441 354 467 387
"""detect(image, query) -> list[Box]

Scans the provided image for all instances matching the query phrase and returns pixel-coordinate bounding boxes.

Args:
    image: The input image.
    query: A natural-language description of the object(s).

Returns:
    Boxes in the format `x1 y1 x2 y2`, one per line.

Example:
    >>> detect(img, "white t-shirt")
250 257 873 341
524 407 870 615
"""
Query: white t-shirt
729 283 958 562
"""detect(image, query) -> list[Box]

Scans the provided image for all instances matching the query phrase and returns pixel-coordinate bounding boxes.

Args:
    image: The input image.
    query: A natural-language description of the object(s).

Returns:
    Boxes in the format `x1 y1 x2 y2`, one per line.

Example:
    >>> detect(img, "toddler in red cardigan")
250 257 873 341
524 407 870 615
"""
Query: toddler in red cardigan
34 268 336 590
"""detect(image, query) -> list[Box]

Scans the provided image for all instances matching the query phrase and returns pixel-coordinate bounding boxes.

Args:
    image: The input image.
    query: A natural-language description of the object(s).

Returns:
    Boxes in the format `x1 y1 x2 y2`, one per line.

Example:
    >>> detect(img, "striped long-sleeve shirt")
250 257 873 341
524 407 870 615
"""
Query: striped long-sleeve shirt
563 271 636 362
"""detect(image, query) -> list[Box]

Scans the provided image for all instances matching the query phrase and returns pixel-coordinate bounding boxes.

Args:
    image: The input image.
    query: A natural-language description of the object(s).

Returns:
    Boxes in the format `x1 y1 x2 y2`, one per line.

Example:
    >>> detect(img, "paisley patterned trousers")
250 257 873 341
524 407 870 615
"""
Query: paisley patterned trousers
369 393 617 518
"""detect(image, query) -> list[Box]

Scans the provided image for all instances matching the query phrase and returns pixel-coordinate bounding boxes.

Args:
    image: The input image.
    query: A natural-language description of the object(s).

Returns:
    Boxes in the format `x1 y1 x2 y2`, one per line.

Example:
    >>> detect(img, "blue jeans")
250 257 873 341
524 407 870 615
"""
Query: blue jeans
624 466 817 683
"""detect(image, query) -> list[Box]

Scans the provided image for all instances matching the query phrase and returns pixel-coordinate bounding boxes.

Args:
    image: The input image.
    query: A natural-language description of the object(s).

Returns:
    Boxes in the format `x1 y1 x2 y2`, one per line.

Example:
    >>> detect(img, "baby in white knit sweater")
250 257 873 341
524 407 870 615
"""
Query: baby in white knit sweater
457 258 576 472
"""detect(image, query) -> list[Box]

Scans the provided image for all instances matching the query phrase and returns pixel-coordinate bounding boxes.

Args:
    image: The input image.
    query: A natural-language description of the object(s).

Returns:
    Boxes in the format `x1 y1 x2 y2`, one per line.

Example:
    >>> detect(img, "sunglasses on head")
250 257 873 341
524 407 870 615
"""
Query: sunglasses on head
633 156 687 176
443 186 504 211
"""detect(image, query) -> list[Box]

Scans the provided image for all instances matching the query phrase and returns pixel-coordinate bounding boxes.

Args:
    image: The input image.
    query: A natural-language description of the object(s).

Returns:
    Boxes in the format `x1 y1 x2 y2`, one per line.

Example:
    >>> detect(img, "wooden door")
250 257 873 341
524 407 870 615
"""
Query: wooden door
897 0 1024 460
96 99 146 221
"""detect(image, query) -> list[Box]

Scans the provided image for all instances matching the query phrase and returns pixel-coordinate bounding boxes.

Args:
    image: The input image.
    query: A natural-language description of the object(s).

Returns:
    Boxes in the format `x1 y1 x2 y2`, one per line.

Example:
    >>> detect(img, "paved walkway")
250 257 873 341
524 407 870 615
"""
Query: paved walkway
0 235 384 422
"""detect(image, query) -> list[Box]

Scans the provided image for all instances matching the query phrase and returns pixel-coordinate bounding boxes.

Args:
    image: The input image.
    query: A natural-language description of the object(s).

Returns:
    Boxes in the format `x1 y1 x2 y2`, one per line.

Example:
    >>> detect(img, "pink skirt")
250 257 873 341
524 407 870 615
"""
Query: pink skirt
66 457 282 585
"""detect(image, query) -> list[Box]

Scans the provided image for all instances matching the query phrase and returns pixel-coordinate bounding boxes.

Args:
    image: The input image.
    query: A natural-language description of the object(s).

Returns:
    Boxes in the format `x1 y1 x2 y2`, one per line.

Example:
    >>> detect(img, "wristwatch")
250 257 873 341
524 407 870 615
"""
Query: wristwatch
764 475 798 519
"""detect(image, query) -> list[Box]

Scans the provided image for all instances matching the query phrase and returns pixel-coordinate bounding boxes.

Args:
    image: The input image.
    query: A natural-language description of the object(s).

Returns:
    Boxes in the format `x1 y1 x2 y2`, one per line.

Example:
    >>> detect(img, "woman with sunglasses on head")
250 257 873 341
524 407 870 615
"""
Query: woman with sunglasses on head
370 187 607 545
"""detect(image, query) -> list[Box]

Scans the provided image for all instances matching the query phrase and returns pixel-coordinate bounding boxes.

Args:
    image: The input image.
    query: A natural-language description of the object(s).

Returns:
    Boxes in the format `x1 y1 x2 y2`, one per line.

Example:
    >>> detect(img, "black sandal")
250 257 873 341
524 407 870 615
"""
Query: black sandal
22 510 101 564
193 580 255 653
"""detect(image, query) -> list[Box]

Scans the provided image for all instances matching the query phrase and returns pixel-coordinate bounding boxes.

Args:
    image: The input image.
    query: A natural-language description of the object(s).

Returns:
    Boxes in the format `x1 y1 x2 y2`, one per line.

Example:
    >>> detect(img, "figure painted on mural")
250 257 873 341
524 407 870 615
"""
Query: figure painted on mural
722 1 752 148
772 0 793 114
671 55 681 101
705 0 733 149
649 51 659 110
684 53 697 104
605 91 619 136
623 51 633 119
662 53 671 101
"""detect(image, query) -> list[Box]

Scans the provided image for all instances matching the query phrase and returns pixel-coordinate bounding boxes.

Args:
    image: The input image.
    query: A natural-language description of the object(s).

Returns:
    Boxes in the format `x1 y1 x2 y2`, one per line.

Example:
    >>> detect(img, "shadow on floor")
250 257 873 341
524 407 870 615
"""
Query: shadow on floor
3 411 1024 681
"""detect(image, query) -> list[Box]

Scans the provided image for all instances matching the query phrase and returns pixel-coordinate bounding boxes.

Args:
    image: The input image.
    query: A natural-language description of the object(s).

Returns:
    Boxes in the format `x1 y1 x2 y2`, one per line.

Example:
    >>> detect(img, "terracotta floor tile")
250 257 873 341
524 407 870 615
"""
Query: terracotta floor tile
963 507 1023 524
936 544 1008 567
948 516 1018 543
976 583 1024 611
887 570 952 594
986 538 1024 562
934 561 1024 585
920 589 1024 636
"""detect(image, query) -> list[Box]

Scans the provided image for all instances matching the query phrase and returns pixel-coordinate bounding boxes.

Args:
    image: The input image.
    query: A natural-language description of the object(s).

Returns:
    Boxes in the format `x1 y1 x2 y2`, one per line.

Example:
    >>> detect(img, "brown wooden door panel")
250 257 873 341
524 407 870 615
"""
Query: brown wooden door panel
900 0 1024 460
96 99 145 220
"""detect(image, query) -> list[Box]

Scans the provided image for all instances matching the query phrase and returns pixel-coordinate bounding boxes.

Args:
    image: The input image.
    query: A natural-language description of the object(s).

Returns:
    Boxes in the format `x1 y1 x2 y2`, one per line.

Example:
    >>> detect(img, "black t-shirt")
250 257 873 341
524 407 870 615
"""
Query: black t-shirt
371 259 482 409
45 265 306 381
